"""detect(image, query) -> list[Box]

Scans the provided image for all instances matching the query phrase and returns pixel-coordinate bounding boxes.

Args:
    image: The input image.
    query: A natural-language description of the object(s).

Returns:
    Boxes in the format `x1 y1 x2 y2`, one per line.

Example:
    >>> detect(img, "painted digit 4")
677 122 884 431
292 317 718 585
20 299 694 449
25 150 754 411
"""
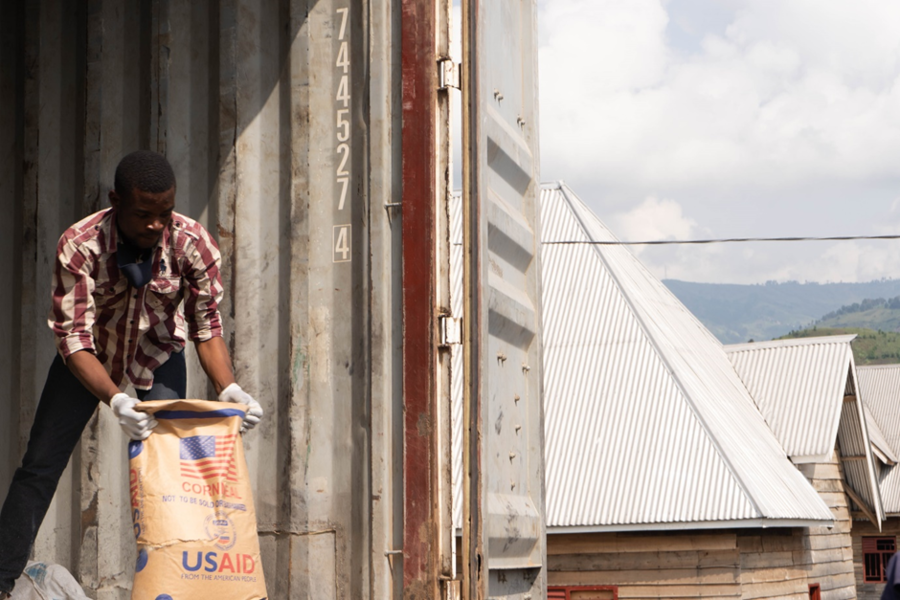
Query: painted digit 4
333 225 351 263
336 76 350 108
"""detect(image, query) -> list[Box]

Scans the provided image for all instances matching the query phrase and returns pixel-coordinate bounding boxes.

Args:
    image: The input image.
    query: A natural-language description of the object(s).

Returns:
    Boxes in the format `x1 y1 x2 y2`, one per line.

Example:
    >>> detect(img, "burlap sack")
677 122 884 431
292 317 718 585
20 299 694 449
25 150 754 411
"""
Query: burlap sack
128 400 267 600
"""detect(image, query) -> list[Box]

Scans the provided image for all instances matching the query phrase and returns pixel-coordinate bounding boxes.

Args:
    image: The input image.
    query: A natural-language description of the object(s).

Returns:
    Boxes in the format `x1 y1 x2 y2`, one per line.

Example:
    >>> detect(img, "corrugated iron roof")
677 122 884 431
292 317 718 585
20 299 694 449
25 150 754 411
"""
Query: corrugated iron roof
725 336 854 461
857 365 900 514
839 396 885 526
725 337 886 526
540 182 833 531
864 403 898 465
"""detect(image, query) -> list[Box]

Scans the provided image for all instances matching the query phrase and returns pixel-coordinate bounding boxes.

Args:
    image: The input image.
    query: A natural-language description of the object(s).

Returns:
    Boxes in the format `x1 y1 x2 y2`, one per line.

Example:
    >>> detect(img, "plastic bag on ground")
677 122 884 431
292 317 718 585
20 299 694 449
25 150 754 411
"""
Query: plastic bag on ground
128 400 267 600
9 561 89 600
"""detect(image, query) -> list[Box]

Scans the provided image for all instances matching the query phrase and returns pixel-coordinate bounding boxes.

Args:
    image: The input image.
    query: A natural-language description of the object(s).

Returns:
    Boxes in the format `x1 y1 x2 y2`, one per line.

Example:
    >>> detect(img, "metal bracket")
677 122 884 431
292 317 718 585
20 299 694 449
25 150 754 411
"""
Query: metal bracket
438 58 460 90
439 315 462 346
443 579 462 600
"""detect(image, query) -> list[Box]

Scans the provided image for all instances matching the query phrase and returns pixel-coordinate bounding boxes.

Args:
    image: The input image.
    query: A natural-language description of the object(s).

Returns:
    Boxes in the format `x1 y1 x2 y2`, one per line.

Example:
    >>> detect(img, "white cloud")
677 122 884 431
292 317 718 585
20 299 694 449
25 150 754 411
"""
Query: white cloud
799 241 900 283
634 238 900 286
611 196 698 242
538 0 900 283
539 0 670 94
607 196 718 280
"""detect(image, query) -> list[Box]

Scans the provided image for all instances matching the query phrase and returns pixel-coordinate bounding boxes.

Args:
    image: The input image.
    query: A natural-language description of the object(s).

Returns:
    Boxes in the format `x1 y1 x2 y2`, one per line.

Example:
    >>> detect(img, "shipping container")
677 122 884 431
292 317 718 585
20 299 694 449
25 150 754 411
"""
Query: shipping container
0 1 544 598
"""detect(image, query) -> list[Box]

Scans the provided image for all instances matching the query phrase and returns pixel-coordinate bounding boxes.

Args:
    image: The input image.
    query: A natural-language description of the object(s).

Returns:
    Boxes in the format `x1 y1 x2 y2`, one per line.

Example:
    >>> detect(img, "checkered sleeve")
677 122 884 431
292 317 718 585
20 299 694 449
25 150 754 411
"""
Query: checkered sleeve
49 238 97 360
182 224 224 341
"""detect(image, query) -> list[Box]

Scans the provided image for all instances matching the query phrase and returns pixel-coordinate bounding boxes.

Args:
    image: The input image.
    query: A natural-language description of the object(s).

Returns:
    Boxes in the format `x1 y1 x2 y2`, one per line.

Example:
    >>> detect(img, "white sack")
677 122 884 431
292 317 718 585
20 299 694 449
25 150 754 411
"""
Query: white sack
9 562 89 600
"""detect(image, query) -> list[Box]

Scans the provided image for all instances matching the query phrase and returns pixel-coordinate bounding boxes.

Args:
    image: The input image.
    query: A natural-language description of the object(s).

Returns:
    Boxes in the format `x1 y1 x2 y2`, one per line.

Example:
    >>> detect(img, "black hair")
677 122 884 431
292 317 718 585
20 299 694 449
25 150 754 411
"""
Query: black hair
114 150 176 199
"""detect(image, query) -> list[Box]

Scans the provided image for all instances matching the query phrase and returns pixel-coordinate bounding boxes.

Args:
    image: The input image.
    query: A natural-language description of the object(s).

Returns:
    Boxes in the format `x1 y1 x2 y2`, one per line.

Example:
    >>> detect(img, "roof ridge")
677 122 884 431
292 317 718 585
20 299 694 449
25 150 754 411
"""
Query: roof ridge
726 334 857 353
858 363 900 371
555 183 765 521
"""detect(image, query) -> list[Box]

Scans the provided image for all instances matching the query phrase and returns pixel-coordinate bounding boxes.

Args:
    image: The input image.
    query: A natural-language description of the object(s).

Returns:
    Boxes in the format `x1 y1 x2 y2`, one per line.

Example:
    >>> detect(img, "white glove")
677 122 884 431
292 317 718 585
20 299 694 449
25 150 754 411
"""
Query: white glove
218 383 263 433
110 393 158 440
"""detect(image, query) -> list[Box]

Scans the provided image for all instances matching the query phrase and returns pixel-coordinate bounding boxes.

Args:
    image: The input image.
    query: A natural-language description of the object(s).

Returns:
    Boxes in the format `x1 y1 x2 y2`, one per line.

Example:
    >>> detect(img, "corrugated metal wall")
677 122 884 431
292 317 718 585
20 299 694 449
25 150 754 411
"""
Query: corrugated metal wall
0 1 404 598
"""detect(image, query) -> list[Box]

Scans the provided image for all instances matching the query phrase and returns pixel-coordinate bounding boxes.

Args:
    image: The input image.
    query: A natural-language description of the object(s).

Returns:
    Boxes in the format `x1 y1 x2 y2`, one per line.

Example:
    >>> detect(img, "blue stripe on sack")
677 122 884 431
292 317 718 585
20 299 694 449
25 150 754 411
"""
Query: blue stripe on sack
154 409 245 420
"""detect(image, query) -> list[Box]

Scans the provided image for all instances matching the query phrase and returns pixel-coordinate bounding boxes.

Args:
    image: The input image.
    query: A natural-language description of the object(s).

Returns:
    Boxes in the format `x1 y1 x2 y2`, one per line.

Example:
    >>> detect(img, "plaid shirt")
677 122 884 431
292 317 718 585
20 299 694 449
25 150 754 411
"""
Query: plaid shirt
49 208 224 390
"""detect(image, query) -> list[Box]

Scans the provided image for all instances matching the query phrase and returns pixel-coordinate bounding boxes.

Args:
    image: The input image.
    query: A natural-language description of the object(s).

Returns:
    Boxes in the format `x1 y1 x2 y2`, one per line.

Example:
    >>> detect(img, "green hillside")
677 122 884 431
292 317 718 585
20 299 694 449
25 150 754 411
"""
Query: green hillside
818 306 900 330
778 327 900 365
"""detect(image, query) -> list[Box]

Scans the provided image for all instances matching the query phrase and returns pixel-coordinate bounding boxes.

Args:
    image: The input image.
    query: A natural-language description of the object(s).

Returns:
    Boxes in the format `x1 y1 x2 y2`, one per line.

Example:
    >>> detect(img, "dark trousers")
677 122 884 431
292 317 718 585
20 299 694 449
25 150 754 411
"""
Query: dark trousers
0 351 185 593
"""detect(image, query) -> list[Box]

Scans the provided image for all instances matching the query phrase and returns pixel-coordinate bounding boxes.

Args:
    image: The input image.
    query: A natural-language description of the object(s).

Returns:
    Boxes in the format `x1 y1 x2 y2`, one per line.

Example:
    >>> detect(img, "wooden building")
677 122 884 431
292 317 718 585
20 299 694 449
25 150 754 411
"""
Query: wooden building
539 184 885 599
854 365 900 599
727 337 885 600
540 185 874 599
544 337 881 599
548 524 848 600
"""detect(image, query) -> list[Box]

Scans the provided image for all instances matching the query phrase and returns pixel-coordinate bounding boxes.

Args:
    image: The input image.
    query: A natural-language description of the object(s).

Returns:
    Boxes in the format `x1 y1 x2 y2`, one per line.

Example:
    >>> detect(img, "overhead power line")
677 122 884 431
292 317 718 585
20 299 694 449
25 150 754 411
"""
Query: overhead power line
543 234 900 246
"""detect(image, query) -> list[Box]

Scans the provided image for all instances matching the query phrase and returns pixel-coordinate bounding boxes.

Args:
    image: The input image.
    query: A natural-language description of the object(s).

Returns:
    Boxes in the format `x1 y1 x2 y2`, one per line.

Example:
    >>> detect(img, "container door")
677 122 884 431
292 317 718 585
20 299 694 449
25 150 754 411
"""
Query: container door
461 0 545 598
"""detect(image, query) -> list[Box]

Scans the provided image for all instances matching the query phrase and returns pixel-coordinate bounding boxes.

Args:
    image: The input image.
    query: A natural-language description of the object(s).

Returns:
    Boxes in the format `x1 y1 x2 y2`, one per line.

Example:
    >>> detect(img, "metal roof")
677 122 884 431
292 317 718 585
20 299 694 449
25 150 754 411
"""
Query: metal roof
857 365 900 515
725 336 854 461
840 397 885 526
540 183 833 531
864 403 898 465
724 318 886 527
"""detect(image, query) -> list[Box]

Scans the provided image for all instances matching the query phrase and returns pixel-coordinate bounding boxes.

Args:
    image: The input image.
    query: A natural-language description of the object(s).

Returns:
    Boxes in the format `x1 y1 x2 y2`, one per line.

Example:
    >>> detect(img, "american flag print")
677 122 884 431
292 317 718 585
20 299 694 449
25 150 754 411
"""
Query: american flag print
179 434 238 482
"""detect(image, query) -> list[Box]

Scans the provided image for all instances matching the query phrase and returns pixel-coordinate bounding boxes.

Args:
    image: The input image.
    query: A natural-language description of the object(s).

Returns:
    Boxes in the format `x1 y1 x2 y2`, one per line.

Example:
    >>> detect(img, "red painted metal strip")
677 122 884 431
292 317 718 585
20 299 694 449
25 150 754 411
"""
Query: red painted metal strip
401 0 439 597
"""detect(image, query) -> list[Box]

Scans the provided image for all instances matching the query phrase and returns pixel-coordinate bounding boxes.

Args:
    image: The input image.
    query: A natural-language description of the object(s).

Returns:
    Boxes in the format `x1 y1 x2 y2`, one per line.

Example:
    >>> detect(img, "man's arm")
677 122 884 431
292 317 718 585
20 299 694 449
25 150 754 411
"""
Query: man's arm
50 236 156 439
67 349 157 439
66 350 122 405
194 336 236 395
181 223 262 431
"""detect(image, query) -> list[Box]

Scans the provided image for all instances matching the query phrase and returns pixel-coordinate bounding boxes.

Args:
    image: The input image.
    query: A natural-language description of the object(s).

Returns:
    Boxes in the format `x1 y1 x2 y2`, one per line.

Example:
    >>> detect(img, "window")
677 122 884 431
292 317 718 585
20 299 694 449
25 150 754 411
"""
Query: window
548 586 618 600
808 583 821 600
863 536 897 583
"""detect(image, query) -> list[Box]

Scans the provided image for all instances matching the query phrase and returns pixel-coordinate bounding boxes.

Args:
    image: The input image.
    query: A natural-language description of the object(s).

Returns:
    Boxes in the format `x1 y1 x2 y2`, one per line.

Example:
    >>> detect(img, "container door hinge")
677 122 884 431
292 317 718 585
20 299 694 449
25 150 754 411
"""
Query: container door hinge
438 58 460 91
439 315 462 346
442 579 461 600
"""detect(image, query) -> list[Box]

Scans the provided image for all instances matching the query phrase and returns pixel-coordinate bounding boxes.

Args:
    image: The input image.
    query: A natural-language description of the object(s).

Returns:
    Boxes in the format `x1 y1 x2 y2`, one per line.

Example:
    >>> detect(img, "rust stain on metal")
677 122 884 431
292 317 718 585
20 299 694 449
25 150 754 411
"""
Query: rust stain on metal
416 411 432 438
80 491 99 540
216 223 233 239
401 0 440 596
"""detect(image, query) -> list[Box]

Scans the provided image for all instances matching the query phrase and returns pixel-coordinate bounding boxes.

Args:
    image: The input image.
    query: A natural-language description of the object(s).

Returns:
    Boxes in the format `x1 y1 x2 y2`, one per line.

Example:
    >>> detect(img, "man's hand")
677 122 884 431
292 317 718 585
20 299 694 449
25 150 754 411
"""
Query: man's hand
218 383 263 434
195 337 261 433
110 393 158 440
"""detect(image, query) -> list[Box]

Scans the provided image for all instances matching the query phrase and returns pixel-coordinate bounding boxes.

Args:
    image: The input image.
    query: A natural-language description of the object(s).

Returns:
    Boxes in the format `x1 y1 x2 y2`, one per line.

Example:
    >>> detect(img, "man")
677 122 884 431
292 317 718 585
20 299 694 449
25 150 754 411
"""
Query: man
0 150 263 598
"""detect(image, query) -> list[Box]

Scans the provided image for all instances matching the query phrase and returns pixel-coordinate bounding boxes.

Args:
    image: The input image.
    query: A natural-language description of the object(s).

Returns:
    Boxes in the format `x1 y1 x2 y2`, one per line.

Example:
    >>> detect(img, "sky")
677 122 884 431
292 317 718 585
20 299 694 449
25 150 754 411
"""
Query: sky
536 0 900 284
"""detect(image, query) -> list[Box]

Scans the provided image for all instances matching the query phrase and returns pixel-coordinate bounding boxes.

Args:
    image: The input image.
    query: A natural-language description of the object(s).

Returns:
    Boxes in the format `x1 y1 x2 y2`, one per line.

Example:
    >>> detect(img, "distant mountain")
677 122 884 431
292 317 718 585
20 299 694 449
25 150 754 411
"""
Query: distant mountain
779 327 900 366
663 279 900 344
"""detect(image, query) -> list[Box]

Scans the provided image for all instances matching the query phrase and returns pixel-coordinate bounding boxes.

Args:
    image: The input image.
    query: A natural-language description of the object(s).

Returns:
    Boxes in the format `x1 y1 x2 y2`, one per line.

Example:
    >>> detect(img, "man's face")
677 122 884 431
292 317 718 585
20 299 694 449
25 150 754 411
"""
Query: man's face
109 186 176 250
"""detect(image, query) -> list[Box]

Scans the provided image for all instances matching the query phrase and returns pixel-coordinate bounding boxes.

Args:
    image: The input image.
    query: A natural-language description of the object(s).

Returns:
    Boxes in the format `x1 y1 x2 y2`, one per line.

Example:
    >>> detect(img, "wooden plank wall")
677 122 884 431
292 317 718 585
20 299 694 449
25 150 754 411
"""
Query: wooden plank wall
547 526 849 600
736 529 809 600
733 454 857 600
851 517 900 599
795 454 860 599
547 532 742 599
546 453 860 599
